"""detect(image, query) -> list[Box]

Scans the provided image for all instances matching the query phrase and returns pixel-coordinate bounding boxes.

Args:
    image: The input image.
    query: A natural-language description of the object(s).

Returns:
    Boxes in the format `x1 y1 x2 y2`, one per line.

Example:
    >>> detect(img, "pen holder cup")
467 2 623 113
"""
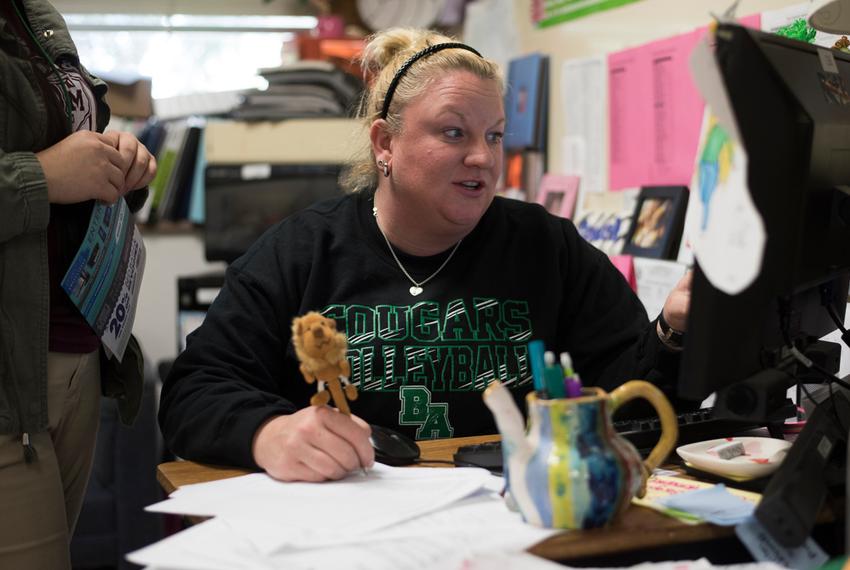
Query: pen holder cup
487 380 678 530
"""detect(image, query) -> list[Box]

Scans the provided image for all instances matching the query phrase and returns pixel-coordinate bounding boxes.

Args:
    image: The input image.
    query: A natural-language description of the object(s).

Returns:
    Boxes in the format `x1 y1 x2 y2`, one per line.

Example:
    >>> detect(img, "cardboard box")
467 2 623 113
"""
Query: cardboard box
204 118 365 164
103 77 153 118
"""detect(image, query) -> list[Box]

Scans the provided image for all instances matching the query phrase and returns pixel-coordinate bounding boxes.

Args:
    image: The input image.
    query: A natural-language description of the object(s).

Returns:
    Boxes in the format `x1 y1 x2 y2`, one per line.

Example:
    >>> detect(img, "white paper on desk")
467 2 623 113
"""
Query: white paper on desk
147 464 493 553
687 40 765 295
265 494 557 569
128 518 270 570
451 551 566 570
131 490 557 570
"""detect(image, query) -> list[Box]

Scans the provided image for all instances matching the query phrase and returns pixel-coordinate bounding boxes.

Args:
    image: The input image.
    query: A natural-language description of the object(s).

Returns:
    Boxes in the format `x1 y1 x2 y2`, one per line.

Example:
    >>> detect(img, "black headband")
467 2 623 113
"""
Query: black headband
380 42 483 120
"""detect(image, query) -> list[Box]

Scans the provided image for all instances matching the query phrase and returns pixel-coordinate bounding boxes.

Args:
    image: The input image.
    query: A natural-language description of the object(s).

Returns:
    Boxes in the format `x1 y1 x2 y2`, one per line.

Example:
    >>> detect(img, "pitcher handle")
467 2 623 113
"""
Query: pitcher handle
609 380 679 492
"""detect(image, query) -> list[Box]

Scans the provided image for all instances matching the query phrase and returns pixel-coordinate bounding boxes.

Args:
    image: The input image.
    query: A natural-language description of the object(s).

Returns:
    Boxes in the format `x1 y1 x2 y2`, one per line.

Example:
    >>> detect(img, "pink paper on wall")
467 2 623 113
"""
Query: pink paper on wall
608 32 704 189
740 13 761 29
607 12 761 191
609 254 637 292
646 31 705 186
607 50 651 190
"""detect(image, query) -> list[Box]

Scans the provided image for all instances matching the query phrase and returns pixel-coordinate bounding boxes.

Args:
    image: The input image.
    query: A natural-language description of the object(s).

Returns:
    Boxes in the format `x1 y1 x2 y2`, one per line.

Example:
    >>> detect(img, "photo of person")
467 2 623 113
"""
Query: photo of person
621 186 689 260
631 198 671 248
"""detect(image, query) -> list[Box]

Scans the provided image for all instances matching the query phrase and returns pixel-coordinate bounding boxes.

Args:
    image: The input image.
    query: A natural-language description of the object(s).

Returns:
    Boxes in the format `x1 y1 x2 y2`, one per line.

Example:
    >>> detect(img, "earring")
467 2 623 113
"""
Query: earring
377 159 390 178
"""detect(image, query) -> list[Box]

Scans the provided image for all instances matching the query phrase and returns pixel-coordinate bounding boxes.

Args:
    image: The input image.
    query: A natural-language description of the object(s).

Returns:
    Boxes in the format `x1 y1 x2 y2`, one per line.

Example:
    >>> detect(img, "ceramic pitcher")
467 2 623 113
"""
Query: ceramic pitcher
483 380 678 529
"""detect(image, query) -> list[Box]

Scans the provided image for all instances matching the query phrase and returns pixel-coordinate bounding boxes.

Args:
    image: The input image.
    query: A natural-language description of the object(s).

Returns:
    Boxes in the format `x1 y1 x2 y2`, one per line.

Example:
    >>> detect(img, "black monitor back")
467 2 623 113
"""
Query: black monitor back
204 164 343 264
679 24 850 403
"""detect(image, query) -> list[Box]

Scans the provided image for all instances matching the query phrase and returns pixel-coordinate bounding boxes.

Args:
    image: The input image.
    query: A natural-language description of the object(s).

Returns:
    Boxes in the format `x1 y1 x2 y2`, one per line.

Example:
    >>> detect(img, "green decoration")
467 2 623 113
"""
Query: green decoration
774 18 817 43
536 0 643 29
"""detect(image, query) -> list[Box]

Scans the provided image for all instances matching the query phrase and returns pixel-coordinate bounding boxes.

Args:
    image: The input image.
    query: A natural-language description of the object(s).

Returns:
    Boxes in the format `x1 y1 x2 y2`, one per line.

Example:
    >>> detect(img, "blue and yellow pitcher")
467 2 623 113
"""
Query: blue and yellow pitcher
483 380 678 530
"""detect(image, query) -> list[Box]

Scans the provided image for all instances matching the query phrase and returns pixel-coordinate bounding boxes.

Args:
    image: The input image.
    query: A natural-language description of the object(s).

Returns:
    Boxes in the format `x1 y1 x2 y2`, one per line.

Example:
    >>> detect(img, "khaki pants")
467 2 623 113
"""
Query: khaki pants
0 351 101 570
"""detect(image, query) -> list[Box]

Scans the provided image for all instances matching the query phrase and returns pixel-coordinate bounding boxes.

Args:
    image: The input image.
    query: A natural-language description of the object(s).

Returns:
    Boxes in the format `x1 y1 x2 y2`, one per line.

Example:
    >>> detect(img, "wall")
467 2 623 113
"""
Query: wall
51 0 310 15
512 0 805 175
134 233 225 367
126 0 812 369
510 0 850 386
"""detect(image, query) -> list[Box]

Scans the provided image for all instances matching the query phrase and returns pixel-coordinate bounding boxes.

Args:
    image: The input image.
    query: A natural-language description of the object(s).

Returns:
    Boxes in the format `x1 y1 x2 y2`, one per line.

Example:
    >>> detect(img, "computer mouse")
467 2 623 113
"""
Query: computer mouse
369 424 420 466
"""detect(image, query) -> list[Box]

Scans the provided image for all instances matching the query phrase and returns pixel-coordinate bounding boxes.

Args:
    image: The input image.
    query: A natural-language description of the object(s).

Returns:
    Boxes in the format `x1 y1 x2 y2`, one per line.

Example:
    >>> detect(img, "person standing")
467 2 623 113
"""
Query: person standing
0 1 156 567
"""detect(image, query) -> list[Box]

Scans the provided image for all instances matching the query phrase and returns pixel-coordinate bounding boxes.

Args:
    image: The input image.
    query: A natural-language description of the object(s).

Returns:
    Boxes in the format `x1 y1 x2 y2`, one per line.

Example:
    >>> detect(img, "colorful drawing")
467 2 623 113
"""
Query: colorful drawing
697 116 733 229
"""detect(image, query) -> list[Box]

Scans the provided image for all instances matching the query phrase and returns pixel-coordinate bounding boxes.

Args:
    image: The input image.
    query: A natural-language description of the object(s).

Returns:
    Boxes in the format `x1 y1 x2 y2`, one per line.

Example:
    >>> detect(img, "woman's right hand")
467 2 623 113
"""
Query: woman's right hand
252 406 374 482
36 130 129 204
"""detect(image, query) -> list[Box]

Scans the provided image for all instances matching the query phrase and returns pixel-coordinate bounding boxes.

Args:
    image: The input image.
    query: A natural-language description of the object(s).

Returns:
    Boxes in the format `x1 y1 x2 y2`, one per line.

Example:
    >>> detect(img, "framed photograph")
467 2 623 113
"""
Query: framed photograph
536 174 580 219
621 186 689 260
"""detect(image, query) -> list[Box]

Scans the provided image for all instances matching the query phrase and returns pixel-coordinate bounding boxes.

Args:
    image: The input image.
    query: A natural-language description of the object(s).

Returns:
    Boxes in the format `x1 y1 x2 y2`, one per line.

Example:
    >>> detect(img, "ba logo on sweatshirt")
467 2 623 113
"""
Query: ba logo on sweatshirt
397 386 452 439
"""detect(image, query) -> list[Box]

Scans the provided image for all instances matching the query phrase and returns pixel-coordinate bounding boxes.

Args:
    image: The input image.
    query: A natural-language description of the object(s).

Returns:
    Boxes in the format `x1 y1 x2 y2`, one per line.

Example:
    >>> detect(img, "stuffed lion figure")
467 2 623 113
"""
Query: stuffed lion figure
291 311 358 414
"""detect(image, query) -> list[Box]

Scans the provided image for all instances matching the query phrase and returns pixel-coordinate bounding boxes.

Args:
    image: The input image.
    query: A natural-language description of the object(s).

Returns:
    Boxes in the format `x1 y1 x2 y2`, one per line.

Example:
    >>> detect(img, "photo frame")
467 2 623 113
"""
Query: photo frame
621 186 689 260
535 174 580 219
573 188 638 256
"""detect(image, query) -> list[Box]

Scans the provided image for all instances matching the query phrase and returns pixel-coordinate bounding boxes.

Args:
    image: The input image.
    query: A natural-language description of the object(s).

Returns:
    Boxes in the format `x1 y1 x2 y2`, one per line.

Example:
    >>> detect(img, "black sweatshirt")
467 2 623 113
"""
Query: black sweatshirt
159 190 683 469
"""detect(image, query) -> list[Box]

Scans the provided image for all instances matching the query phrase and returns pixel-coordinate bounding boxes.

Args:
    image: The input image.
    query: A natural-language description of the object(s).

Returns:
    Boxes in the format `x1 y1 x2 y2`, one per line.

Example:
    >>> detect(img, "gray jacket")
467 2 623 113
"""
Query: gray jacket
0 0 146 455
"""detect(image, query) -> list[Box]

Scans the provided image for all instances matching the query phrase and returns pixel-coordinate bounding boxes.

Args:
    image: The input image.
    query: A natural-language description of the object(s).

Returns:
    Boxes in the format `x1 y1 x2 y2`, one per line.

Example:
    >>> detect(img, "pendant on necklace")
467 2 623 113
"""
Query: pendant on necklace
409 286 424 296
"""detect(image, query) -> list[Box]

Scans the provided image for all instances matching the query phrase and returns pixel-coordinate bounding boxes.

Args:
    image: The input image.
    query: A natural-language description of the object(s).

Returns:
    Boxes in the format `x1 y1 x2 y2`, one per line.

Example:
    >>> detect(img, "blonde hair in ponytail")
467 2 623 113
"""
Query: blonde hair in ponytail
339 28 502 193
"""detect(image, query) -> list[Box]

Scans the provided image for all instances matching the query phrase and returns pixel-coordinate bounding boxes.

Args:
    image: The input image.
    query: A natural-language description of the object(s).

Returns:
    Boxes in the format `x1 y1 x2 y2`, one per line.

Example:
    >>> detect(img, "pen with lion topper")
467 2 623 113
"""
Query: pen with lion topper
291 311 367 475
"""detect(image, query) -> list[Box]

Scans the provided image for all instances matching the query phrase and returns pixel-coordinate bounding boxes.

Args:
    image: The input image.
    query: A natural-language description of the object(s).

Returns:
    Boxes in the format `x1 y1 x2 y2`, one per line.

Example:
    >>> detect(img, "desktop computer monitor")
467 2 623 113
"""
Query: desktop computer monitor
204 163 343 263
678 23 850 548
679 24 850 411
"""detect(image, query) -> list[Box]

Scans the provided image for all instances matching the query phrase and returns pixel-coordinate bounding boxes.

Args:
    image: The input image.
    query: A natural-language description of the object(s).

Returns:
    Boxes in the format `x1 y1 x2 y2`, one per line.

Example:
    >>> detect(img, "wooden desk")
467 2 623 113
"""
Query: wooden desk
157 435 739 564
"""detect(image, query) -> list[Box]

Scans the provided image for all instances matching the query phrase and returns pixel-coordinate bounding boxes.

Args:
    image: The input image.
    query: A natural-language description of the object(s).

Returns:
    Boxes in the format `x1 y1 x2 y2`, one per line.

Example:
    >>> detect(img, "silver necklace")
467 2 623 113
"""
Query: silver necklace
372 206 462 297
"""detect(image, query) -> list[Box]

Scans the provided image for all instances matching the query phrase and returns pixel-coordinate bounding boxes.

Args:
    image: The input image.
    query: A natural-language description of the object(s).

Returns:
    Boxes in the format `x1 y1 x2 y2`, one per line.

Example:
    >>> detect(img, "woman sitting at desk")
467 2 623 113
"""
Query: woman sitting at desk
159 28 692 483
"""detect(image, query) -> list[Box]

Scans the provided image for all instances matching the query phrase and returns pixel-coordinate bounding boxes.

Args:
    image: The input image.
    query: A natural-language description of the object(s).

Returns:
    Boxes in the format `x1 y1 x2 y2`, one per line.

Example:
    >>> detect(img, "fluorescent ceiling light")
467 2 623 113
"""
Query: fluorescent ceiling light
63 13 317 33
808 0 850 35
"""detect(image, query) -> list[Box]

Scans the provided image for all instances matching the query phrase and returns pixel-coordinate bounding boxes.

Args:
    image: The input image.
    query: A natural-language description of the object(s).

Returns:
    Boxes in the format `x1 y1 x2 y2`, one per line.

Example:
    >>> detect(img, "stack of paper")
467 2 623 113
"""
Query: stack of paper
129 464 557 569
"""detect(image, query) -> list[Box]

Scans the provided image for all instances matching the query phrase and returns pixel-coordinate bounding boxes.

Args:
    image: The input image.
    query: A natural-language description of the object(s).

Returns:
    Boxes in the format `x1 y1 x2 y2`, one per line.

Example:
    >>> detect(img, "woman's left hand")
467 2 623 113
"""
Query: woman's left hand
661 269 692 332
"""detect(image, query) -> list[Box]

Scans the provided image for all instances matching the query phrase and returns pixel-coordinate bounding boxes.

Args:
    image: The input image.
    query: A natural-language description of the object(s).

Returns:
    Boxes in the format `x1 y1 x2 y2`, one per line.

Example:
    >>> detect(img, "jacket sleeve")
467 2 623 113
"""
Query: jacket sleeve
557 220 689 409
0 148 50 244
158 229 307 469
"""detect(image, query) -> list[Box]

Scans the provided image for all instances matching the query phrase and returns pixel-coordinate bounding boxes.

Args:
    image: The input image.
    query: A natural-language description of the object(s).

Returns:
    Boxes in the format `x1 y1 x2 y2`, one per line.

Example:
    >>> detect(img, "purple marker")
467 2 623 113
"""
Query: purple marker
560 352 583 398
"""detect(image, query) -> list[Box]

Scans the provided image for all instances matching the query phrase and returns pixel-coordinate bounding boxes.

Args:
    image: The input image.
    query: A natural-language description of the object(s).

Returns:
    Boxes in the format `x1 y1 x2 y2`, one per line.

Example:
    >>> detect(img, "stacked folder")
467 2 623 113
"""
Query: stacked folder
232 60 363 120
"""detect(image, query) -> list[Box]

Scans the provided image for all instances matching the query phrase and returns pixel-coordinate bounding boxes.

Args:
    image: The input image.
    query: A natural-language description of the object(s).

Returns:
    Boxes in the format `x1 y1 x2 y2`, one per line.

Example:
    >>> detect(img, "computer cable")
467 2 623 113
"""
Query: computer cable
780 297 844 428
819 283 850 348
826 302 847 334
787 345 848 432
799 381 822 407
779 293 850 392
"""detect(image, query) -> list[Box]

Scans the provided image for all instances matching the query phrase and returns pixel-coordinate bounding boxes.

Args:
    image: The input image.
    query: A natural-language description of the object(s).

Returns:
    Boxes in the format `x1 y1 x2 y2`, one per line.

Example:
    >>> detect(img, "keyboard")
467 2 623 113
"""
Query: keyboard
453 407 763 472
